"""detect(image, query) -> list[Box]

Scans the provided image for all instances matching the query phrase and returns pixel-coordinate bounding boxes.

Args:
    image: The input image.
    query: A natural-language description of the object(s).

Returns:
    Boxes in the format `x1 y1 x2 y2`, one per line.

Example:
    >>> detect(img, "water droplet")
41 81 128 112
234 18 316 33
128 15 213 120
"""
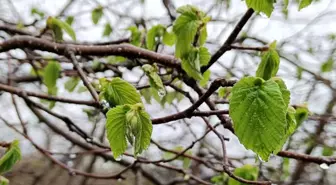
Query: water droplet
320 163 329 170
67 161 74 167
69 154 77 159
257 155 266 163
259 12 268 19
69 171 77 176
115 155 122 161
86 138 92 143
158 89 166 97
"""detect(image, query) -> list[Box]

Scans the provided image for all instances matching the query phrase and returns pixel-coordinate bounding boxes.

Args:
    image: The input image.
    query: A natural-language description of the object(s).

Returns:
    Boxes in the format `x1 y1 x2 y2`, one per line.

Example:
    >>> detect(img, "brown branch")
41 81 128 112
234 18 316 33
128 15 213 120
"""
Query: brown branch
67 51 99 102
0 36 181 68
202 8 254 73
152 78 236 124
278 151 336 165
0 83 99 107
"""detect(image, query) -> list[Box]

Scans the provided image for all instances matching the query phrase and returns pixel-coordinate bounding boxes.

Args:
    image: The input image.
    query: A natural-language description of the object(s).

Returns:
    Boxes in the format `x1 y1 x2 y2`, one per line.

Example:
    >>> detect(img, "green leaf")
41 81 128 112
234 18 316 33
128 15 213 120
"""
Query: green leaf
48 17 76 41
256 41 280 80
77 86 88 93
211 173 228 185
43 60 61 92
103 23 113 37
128 26 142 46
173 10 200 58
282 158 290 180
199 46 211 66
229 77 288 161
245 0 274 17
163 146 192 169
199 26 208 46
200 70 211 87
65 16 74 26
142 64 166 96
294 106 309 128
162 31 176 46
100 77 142 106
0 140 21 174
146 25 166 50
322 146 334 156
92 6 103 25
0 176 9 185
106 103 152 159
64 77 80 92
31 7 44 18
128 103 152 155
181 48 203 80
321 58 334 72
140 88 152 104
218 87 226 98
106 105 129 159
272 77 290 106
228 165 259 185
106 56 126 64
276 106 297 152
299 0 313 10
297 67 303 80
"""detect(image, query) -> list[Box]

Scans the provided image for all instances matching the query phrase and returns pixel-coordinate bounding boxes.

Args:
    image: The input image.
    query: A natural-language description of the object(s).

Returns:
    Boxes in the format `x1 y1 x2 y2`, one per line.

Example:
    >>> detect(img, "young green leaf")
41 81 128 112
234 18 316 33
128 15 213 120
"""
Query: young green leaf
103 23 113 37
0 140 21 174
65 16 74 26
162 31 176 46
31 7 44 19
245 0 274 17
0 176 9 185
106 56 126 64
92 6 103 25
100 77 142 106
181 48 203 80
128 26 142 46
229 77 288 161
199 46 211 66
322 146 334 156
142 64 166 96
299 0 313 10
129 103 152 156
146 25 166 50
173 6 201 58
294 106 309 128
106 105 129 159
47 17 76 41
64 77 80 92
200 70 211 87
228 165 259 185
43 60 61 93
106 103 152 159
256 41 280 80
321 58 334 72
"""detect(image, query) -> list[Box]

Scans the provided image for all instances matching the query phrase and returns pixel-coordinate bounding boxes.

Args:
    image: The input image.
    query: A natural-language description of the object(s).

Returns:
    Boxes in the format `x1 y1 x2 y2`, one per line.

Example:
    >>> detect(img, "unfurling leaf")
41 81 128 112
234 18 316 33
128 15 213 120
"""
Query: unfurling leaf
43 60 61 99
146 25 166 50
47 17 76 41
142 64 166 96
0 140 21 174
256 41 280 80
106 103 152 159
229 76 293 161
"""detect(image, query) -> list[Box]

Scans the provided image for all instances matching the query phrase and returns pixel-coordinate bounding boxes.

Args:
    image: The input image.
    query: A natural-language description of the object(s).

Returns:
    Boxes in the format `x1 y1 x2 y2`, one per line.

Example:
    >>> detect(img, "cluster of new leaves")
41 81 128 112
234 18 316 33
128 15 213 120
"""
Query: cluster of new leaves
229 42 308 161
173 5 211 80
245 0 315 17
100 78 152 159
46 17 76 41
0 140 21 185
